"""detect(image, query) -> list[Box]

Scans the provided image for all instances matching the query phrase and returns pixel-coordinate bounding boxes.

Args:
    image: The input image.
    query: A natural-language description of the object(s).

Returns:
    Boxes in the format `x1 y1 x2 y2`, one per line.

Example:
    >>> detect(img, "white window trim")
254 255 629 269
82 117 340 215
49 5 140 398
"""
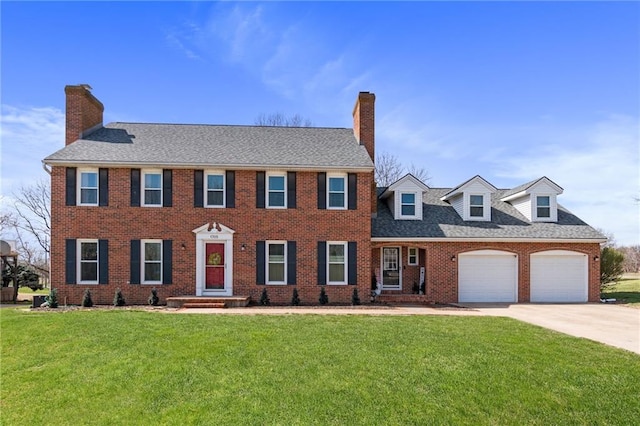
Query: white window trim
77 168 99 206
266 240 287 285
399 192 418 219
266 172 287 209
533 194 555 222
327 173 347 210
77 239 99 284
469 194 484 218
407 247 418 266
142 170 163 207
205 170 226 208
142 239 163 284
327 241 348 285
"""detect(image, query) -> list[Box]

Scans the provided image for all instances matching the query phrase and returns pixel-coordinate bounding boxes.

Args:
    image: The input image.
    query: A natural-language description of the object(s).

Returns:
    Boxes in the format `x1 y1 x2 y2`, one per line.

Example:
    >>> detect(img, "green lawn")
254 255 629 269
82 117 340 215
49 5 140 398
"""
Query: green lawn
17 288 50 295
602 277 640 307
1 310 639 425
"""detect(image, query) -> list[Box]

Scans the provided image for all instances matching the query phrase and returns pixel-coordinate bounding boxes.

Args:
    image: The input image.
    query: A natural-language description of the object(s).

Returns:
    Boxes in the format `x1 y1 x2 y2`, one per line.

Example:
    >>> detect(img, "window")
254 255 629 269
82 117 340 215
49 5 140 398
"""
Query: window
78 170 98 205
328 175 346 209
78 240 98 283
469 195 484 218
408 247 418 266
143 171 162 206
267 242 286 284
328 242 347 284
267 174 286 208
206 173 225 207
143 240 162 283
536 196 550 218
401 193 416 216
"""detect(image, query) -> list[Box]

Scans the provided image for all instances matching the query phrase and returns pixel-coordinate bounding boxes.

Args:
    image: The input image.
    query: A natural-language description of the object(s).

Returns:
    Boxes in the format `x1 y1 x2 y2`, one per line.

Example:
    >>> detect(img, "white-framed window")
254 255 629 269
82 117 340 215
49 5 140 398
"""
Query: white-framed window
267 173 286 208
142 170 162 206
78 239 98 284
205 172 225 208
142 240 162 284
266 241 286 284
78 169 98 206
327 242 347 285
408 247 418 266
400 192 416 217
327 174 346 209
469 194 484 218
536 196 551 218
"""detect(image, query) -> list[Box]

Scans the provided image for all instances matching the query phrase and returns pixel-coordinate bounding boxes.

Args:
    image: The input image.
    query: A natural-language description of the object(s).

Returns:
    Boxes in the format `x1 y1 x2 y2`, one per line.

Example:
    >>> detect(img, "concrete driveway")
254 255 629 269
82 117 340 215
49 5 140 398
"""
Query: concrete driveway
461 303 640 355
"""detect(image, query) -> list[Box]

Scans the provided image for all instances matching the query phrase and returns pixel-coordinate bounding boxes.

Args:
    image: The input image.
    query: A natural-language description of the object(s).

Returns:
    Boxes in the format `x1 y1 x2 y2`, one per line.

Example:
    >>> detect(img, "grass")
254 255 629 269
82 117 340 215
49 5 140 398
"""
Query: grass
602 275 640 307
2 309 639 425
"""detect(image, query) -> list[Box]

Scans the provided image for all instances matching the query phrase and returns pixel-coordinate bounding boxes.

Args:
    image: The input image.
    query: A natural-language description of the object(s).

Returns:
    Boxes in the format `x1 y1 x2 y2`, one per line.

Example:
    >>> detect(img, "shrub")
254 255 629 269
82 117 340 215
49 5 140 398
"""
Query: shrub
113 288 126 307
319 287 328 305
601 246 625 286
46 288 58 308
81 289 93 307
259 288 270 306
291 288 300 306
148 288 159 306
351 288 361 305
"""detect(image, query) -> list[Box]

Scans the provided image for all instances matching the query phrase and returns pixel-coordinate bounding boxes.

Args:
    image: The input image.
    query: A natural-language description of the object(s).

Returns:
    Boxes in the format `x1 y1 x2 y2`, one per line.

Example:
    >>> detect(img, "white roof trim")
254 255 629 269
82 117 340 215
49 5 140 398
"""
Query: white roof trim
441 175 497 201
371 237 606 243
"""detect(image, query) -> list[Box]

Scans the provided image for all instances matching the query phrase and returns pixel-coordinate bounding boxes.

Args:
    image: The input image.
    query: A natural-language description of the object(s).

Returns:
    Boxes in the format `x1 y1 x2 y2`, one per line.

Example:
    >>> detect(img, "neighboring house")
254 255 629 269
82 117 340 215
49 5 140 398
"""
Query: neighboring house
44 85 605 305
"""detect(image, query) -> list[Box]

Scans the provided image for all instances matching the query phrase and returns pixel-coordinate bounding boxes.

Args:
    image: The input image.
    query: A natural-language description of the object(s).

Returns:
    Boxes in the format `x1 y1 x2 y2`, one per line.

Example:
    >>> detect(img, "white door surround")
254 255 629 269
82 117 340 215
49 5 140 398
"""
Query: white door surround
193 222 234 296
381 247 402 290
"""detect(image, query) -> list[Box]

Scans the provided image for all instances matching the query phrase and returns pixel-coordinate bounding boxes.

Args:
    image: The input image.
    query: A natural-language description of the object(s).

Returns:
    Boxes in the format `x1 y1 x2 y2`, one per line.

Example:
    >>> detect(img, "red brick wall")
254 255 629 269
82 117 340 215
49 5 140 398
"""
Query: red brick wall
65 85 104 145
50 167 372 305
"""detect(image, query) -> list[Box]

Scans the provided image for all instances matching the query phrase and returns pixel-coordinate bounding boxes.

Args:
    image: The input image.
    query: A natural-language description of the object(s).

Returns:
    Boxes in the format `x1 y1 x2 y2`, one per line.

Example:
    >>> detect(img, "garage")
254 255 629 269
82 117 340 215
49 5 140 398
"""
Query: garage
458 250 518 303
530 250 588 302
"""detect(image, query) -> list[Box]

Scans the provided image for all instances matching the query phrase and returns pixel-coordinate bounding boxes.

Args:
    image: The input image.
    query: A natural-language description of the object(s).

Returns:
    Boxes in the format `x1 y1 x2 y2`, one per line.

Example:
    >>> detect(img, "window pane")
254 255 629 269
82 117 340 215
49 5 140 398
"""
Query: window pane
144 263 161 282
207 175 224 190
328 244 344 262
268 264 285 282
81 242 98 261
81 172 97 188
145 243 162 261
268 192 285 207
470 206 484 217
268 176 285 191
145 173 161 189
328 177 344 192
401 205 415 216
329 264 345 282
537 196 550 207
207 191 224 206
145 190 161 205
80 263 97 281
470 195 483 206
401 193 415 204
328 193 345 208
537 207 550 218
268 244 285 262
80 189 98 204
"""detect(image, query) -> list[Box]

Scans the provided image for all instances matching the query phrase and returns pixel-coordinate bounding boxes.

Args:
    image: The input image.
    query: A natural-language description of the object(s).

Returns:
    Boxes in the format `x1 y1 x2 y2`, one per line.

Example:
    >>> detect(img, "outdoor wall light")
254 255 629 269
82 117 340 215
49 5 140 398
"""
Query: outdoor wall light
451 255 456 261
181 243 186 250
594 255 599 261
241 244 246 251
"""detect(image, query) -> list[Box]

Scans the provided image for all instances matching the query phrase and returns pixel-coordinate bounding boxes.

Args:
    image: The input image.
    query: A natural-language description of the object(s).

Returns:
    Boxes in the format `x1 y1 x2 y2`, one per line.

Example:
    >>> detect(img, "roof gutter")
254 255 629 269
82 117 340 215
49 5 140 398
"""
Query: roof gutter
41 160 52 175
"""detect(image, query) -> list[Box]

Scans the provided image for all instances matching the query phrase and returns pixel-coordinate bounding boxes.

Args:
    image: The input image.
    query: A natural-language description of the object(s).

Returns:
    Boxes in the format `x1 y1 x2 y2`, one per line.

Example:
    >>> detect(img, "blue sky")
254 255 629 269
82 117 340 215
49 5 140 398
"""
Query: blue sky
1 1 638 245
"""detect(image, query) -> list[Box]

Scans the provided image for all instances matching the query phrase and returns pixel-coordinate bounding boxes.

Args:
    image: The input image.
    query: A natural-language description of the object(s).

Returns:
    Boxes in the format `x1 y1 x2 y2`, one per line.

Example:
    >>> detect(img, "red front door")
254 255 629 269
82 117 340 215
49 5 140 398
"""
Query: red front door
205 243 225 290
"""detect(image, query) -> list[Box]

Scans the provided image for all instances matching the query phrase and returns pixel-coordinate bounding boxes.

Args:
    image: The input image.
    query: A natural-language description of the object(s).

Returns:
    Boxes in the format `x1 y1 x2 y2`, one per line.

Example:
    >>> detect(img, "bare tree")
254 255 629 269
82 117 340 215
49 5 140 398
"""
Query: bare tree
619 245 640 273
254 113 313 127
405 163 431 185
375 152 430 187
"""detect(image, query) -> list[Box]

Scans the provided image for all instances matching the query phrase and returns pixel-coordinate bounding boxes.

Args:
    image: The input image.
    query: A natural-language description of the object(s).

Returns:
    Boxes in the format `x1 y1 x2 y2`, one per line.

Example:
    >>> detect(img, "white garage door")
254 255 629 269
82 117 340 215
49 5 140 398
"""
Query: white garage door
458 250 518 303
530 251 588 302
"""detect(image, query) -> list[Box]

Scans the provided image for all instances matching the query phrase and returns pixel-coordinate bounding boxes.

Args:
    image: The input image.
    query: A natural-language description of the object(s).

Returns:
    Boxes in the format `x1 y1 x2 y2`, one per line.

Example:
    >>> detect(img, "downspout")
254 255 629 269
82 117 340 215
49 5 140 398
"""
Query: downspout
41 160 52 175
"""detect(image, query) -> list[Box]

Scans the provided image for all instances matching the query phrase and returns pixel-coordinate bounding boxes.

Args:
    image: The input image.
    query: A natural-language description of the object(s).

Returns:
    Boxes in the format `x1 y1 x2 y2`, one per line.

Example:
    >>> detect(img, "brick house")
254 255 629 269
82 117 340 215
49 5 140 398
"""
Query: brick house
44 85 604 306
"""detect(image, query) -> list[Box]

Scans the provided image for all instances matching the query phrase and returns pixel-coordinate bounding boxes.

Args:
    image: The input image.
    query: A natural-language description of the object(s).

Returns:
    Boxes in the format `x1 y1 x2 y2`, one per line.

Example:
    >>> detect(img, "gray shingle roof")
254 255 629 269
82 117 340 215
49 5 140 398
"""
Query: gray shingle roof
372 188 605 240
500 176 563 199
44 123 374 170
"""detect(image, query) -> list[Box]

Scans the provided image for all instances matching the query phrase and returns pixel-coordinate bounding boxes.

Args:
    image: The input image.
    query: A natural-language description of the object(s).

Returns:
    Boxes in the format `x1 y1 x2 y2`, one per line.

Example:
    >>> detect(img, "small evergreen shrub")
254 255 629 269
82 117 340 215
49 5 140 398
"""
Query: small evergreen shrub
148 287 159 306
259 288 270 306
291 288 300 306
46 288 58 308
81 289 93 307
113 288 126 307
319 287 329 305
351 288 361 305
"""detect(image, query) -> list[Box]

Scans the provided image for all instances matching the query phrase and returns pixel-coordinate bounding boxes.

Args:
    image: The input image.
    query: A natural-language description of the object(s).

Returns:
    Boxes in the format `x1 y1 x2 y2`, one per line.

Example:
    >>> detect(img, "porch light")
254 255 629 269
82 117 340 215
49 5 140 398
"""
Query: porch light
451 255 456 261
181 243 186 250
241 244 246 251
594 255 599 262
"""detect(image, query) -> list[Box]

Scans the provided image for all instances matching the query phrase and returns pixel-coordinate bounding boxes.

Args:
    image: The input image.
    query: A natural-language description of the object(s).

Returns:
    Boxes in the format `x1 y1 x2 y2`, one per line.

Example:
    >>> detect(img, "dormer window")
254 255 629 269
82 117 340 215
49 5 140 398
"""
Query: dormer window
400 193 416 217
536 196 550 218
469 195 484 218
379 174 429 221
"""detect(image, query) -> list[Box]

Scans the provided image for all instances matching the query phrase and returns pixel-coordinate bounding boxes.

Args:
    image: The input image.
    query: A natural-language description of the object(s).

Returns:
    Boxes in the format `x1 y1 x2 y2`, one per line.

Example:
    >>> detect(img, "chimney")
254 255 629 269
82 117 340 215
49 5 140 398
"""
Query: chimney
65 84 104 145
352 91 375 162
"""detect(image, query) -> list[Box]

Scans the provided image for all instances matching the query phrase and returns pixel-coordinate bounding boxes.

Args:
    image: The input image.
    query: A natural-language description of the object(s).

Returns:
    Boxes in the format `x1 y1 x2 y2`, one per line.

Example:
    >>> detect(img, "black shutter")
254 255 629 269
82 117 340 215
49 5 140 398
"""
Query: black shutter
256 241 265 285
162 169 172 207
348 241 357 285
98 239 108 284
226 171 235 208
287 241 297 285
348 173 357 210
65 239 76 284
256 172 265 209
98 168 109 207
317 241 327 285
162 240 172 284
130 169 140 207
130 240 140 284
287 172 296 209
194 170 203 207
317 172 326 209
65 167 77 206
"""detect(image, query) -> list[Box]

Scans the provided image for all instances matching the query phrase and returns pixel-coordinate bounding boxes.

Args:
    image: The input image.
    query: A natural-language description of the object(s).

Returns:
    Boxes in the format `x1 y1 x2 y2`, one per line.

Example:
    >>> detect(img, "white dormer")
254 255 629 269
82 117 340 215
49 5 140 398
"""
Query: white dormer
379 174 429 220
441 175 497 222
500 177 563 222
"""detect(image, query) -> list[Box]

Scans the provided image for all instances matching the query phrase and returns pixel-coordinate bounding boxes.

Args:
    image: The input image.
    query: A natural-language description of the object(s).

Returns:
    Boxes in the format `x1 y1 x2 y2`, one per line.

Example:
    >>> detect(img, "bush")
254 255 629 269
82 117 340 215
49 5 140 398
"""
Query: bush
148 288 159 306
601 246 625 286
46 288 58 308
291 288 300 306
2 264 42 291
81 289 93 307
351 288 361 305
319 287 328 305
259 288 270 306
113 288 126 307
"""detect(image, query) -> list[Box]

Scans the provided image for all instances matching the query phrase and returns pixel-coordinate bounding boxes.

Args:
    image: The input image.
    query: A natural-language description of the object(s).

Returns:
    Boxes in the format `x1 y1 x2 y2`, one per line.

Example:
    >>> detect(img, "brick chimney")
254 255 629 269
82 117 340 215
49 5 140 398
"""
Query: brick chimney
352 91 377 215
65 84 104 145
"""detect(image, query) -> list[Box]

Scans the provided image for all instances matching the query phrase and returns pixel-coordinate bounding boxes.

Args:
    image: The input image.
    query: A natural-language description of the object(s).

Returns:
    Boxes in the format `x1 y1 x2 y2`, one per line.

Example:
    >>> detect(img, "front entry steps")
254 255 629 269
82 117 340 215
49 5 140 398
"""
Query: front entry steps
375 294 434 305
166 296 251 309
